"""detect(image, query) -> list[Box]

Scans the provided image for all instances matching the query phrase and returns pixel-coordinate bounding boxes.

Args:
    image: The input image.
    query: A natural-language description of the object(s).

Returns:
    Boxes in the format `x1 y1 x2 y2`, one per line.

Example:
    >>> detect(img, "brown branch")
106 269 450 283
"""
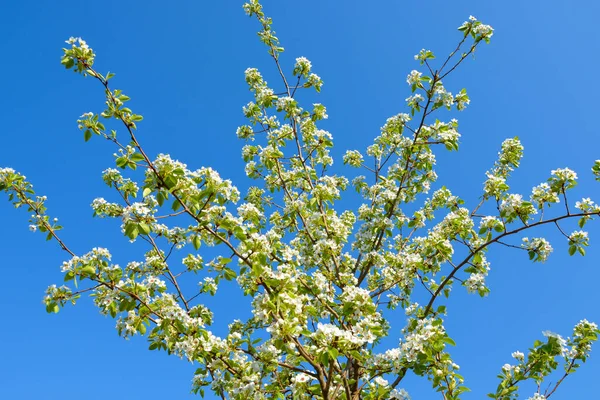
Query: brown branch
423 211 600 316
545 358 576 398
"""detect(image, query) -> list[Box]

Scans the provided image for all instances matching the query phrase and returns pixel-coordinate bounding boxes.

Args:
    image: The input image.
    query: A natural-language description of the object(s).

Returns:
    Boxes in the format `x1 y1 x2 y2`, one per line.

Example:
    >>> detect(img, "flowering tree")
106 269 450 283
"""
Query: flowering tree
1 1 599 399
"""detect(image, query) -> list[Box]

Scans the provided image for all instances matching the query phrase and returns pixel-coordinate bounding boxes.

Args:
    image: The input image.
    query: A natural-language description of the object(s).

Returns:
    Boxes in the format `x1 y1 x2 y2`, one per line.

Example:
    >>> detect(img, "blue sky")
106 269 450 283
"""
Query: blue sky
1 0 599 399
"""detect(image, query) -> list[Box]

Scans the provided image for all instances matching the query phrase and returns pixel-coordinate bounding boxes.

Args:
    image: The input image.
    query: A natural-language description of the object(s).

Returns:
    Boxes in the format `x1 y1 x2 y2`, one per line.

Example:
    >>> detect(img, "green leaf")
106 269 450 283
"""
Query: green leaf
61 57 74 69
116 157 127 169
130 153 145 163
233 226 246 240
142 188 152 198
328 347 339 359
192 235 201 250
46 303 60 313
81 265 96 276
220 257 232 265
64 271 75 282
124 223 139 240
443 337 456 346
223 268 237 281
138 222 151 235
84 130 92 142
569 246 576 256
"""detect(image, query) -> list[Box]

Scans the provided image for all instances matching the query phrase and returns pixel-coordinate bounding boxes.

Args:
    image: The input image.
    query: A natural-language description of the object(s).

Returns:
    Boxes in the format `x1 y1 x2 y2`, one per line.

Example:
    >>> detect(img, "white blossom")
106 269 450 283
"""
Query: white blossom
406 70 422 86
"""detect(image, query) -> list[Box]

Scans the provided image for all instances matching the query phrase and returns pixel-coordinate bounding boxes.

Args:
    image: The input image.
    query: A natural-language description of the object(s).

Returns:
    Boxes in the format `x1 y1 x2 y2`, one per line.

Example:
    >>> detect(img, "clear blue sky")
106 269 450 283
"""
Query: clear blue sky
1 1 599 399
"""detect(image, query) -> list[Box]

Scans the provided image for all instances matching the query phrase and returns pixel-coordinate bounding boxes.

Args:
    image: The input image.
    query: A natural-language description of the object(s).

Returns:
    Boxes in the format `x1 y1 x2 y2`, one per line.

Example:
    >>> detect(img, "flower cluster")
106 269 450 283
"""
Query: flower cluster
401 318 446 363
343 149 364 167
61 36 96 72
548 168 578 192
568 230 589 256
432 81 454 109
522 237 553 262
459 16 494 43
454 89 470 111
575 197 599 213
414 48 434 65
293 57 312 77
500 193 537 223
530 182 560 209
526 394 546 400
483 137 523 199
407 70 423 87
465 272 487 294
